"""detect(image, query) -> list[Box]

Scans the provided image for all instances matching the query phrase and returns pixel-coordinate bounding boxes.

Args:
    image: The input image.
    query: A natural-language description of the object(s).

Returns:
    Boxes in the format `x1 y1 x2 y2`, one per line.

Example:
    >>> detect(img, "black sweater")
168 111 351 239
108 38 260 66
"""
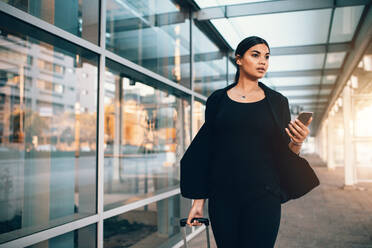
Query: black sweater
209 91 280 198
180 81 319 203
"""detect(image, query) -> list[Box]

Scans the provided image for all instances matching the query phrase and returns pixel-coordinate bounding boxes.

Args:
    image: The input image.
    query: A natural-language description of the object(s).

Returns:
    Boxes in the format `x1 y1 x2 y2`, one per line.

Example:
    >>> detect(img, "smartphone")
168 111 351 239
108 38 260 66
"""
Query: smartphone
297 111 313 125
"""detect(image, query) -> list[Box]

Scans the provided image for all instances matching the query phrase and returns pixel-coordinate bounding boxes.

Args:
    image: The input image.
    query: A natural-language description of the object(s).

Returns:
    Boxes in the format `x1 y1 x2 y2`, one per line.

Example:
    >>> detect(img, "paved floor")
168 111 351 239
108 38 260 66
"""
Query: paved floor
188 153 372 248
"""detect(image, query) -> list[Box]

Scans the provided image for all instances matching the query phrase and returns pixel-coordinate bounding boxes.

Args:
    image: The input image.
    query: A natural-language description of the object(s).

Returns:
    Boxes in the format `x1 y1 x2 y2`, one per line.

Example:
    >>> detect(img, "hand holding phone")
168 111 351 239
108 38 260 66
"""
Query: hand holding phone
285 111 313 145
297 111 313 125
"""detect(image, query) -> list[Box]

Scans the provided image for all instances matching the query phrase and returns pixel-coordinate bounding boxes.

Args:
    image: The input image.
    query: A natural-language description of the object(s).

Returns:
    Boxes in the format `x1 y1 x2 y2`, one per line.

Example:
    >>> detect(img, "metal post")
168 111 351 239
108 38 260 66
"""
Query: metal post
182 227 189 248
327 115 335 170
343 85 355 186
205 225 211 248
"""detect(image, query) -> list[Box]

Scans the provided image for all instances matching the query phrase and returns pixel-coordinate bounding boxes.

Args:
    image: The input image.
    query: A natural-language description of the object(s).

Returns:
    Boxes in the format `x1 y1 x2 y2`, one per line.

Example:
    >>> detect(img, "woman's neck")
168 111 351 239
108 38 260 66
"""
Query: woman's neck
236 76 260 93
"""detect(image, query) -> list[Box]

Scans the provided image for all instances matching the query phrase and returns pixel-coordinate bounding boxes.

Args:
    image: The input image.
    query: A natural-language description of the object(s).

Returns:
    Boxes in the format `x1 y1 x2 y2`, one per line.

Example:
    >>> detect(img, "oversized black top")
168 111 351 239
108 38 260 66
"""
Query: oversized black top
180 81 319 203
209 91 280 198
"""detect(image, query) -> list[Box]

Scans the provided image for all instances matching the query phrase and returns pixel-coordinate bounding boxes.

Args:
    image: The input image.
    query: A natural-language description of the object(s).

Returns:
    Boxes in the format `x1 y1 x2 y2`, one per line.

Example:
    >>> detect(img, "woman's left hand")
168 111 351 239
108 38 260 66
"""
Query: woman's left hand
285 117 312 144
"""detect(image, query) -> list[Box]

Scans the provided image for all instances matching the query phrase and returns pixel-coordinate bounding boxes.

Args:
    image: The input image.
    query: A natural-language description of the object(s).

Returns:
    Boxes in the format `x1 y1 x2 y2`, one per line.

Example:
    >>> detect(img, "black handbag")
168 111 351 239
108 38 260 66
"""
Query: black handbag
275 146 320 203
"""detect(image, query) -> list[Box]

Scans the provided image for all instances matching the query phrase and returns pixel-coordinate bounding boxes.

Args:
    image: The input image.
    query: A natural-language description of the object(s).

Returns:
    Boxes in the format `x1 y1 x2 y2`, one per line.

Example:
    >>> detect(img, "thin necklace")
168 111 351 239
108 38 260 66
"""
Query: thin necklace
233 88 256 99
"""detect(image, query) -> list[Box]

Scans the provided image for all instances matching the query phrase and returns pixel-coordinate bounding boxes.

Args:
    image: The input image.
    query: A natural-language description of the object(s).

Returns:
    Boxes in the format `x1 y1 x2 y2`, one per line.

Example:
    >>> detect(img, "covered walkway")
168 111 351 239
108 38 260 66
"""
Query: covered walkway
189 154 372 248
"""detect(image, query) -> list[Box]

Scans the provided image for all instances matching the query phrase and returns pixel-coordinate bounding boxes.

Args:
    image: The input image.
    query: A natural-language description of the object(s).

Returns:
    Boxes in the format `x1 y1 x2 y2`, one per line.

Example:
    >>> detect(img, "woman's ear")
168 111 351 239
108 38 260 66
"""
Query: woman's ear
235 55 241 66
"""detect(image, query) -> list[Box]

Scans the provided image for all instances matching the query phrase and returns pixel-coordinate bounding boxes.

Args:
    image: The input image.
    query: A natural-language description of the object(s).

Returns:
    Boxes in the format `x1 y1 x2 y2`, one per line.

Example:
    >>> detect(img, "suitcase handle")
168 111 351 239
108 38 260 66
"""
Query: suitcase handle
180 218 209 227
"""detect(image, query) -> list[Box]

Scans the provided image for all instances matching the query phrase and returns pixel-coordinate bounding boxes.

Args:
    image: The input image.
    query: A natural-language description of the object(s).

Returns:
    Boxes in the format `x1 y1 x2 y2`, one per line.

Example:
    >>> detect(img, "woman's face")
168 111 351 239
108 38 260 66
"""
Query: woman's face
236 43 270 79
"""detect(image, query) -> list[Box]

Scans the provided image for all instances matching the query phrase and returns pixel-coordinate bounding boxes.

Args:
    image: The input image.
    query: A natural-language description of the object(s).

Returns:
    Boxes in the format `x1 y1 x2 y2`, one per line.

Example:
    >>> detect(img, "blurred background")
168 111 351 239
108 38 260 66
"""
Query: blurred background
0 0 371 247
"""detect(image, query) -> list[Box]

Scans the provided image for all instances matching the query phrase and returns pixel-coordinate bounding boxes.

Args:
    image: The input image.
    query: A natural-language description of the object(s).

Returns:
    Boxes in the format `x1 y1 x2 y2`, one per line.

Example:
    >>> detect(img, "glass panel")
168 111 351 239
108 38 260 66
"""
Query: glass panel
193 22 227 96
192 100 205 139
26 224 96 248
104 195 185 248
0 18 98 244
330 6 364 43
320 88 332 95
262 76 321 87
280 89 320 97
104 62 191 210
289 98 328 105
321 75 337 85
351 43 372 181
1 0 99 44
354 103 372 137
268 54 325 72
331 108 344 165
325 51 347 69
212 9 331 49
228 60 236 83
355 141 372 181
106 0 191 88
195 0 270 8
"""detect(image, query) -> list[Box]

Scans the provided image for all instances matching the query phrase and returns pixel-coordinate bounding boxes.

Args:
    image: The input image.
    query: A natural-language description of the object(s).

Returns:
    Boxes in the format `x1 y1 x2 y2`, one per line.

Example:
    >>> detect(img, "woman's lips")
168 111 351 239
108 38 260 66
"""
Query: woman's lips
257 68 265 72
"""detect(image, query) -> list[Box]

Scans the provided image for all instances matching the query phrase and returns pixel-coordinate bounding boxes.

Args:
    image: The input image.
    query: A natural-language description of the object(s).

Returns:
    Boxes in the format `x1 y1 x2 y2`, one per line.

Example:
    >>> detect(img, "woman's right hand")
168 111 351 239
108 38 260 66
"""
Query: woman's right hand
186 199 205 226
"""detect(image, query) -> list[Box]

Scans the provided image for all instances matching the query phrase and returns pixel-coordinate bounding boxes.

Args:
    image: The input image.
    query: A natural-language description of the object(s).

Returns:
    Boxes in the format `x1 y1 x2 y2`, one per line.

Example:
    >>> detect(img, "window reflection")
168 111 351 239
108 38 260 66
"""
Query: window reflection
350 44 372 181
192 23 228 96
26 224 96 248
321 42 372 182
104 64 190 210
106 0 191 88
192 100 205 139
104 195 181 248
1 0 99 44
0 31 97 243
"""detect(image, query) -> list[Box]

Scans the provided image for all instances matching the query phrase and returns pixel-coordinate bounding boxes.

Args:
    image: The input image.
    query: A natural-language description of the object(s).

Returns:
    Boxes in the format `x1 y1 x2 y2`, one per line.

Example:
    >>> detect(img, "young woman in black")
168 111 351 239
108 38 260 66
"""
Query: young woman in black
182 36 313 247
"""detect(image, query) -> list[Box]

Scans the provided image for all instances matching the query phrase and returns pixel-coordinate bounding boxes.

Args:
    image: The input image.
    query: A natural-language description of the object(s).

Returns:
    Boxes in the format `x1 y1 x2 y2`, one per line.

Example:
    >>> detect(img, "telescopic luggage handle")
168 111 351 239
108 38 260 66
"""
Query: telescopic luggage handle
179 217 209 227
179 218 210 248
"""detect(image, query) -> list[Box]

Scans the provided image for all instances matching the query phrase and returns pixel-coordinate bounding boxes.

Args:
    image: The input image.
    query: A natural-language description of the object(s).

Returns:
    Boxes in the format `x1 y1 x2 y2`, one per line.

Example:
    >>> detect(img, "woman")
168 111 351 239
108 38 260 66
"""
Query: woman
180 36 317 247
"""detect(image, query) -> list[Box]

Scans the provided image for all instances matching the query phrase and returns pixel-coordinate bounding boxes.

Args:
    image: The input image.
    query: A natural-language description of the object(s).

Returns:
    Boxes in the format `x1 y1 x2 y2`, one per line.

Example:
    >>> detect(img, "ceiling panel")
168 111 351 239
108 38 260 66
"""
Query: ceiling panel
289 98 328 104
321 75 337 85
279 89 324 97
330 6 364 43
320 88 333 95
325 51 347 68
268 54 325 72
262 76 321 87
279 89 330 97
211 9 332 49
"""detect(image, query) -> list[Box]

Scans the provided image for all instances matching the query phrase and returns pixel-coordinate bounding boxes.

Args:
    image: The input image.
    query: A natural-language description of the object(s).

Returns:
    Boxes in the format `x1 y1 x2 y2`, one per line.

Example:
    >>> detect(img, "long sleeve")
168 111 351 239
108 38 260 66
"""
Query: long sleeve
180 91 218 199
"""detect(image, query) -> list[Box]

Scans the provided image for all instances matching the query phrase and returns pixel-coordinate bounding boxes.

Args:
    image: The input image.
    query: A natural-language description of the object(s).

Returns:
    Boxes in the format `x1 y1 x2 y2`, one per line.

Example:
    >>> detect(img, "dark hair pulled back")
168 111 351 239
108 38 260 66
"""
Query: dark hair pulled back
234 36 270 84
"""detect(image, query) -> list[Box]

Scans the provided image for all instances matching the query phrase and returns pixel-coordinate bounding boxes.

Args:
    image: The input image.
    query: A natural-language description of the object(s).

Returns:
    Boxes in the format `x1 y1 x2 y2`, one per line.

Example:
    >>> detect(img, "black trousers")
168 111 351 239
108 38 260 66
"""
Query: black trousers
208 190 281 248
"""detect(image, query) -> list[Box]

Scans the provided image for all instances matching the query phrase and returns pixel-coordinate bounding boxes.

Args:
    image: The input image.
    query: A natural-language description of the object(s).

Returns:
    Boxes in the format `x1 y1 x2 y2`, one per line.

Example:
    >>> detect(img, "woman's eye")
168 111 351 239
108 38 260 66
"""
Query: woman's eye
252 54 258 57
266 56 270 59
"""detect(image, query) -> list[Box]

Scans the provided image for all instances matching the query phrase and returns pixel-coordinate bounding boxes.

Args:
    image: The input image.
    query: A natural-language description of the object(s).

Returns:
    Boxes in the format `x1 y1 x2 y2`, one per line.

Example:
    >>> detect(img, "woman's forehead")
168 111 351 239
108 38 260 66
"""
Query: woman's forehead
248 44 270 53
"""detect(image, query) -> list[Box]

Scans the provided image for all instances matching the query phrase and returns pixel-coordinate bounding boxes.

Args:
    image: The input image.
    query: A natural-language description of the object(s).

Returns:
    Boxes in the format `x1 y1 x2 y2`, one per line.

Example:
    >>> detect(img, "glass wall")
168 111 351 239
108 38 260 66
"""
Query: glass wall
0 17 98 243
350 41 372 181
192 22 228 97
106 0 191 88
26 224 96 248
104 195 184 248
1 0 99 44
192 99 205 139
329 104 345 166
103 60 191 210
316 41 372 182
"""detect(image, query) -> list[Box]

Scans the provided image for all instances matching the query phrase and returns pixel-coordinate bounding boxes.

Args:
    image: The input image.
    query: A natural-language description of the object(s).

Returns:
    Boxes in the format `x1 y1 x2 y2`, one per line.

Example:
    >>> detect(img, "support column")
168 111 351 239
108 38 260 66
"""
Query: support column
327 115 335 170
343 85 355 186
